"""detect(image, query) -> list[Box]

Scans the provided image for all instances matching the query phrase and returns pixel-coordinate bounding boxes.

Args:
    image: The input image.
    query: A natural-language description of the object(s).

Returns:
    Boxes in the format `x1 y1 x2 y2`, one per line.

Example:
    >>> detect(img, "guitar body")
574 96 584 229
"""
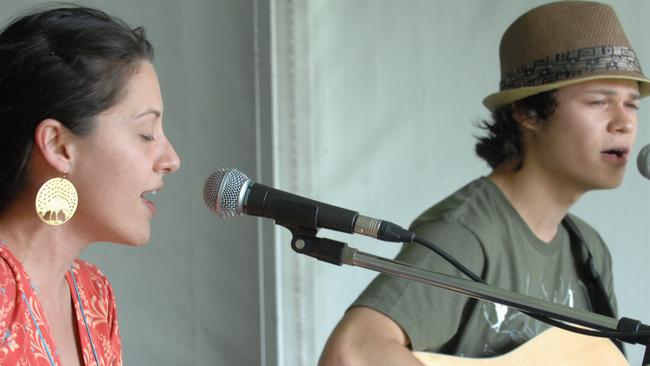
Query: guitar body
413 326 628 366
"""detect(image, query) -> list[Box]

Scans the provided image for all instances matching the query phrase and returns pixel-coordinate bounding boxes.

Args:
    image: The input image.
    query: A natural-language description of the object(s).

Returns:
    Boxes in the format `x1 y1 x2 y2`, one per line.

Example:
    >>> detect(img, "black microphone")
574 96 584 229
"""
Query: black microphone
202 168 415 243
637 144 650 179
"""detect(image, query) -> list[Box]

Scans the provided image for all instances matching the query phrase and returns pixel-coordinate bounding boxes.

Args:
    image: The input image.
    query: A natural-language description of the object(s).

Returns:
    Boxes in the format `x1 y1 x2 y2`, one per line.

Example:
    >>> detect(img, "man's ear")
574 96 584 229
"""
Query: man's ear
511 103 540 132
33 119 74 174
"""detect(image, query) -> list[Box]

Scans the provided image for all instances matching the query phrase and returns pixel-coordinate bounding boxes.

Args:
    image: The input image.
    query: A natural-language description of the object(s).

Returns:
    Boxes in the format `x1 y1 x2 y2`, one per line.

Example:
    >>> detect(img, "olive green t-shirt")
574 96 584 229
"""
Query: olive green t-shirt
352 177 617 357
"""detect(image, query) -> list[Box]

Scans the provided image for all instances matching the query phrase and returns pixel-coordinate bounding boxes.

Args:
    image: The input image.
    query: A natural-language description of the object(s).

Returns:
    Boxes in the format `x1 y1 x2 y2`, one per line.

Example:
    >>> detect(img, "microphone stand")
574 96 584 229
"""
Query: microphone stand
287 231 650 366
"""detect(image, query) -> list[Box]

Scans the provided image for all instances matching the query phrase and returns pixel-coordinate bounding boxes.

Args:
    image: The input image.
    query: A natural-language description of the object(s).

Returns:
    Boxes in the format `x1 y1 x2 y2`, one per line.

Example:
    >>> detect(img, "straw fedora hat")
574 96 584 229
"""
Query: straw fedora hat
483 1 650 111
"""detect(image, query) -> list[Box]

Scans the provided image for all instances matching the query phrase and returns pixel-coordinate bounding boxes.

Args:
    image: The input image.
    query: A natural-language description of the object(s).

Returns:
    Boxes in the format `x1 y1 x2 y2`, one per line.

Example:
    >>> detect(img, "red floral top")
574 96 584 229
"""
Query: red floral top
0 244 122 365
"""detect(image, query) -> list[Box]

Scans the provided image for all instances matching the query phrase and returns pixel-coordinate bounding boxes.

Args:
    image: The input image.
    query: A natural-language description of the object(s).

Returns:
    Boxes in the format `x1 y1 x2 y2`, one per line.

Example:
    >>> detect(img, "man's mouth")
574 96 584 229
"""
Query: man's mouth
602 147 628 158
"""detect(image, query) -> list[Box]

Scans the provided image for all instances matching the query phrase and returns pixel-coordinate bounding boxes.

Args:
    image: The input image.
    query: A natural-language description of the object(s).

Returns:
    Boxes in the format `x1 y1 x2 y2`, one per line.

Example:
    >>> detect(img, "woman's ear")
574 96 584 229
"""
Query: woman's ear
33 119 74 174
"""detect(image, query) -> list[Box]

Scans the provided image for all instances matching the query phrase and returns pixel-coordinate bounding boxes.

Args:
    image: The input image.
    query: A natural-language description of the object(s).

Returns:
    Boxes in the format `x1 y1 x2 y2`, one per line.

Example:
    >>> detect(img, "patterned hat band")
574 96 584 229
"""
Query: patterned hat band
500 45 643 91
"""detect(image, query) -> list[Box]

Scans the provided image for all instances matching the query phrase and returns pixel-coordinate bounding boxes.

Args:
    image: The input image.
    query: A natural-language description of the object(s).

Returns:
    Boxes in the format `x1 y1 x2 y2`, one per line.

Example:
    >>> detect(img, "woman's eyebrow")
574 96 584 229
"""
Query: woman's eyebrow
133 108 161 119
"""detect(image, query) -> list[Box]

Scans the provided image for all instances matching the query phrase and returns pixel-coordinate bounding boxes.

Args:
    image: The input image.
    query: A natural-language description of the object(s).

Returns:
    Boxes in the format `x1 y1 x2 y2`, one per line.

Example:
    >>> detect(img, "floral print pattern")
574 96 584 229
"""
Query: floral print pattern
0 244 122 365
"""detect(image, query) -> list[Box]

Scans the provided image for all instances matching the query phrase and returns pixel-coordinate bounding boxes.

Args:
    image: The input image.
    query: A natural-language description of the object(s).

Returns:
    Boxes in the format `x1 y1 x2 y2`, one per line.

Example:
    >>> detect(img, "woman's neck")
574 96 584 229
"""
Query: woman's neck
0 197 87 292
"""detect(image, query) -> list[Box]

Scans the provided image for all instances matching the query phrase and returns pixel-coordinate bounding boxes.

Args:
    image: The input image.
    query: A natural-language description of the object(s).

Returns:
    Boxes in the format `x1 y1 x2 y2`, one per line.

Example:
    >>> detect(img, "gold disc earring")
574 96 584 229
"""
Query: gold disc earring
35 176 78 225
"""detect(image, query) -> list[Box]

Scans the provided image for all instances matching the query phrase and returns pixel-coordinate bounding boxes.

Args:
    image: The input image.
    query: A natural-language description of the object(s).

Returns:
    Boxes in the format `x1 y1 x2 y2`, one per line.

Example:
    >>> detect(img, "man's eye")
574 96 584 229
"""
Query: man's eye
588 100 606 106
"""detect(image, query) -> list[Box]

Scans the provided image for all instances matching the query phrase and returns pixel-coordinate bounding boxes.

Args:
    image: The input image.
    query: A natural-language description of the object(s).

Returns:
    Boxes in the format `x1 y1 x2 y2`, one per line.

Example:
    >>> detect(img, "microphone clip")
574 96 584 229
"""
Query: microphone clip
290 229 347 266
272 199 347 266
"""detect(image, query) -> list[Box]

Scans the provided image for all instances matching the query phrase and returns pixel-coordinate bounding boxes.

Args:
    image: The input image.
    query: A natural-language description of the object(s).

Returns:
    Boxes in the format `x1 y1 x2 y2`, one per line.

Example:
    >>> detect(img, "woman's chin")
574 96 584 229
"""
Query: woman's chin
108 231 151 247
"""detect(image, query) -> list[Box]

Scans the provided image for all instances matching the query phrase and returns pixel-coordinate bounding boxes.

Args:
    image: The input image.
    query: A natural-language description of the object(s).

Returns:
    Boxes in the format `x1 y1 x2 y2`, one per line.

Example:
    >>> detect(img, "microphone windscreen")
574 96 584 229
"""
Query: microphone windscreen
202 168 250 217
637 144 650 180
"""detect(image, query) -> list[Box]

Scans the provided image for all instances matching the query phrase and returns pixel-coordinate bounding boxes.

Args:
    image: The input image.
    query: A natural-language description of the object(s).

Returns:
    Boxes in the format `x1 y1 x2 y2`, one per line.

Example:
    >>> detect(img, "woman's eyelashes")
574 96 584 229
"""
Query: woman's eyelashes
140 133 156 142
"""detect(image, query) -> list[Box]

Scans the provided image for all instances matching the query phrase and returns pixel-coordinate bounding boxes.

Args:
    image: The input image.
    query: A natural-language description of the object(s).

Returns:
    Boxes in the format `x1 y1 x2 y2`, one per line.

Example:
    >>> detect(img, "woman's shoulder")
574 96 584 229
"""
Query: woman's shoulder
0 244 23 292
73 258 107 277
0 245 25 332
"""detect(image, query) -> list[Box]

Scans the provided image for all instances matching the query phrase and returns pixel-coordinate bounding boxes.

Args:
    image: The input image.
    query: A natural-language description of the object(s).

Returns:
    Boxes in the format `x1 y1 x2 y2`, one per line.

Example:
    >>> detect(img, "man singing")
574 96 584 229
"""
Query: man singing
319 1 649 365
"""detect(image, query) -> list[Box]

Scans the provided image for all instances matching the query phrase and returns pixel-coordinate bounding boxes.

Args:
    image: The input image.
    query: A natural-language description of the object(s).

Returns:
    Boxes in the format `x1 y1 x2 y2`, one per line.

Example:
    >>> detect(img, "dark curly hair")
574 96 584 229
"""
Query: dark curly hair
0 5 154 212
475 91 557 171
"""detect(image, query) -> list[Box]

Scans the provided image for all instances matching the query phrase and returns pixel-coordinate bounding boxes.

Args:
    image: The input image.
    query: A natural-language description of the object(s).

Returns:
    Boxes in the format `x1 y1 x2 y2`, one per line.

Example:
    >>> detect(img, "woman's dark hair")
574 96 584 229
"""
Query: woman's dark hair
475 91 557 171
0 5 154 212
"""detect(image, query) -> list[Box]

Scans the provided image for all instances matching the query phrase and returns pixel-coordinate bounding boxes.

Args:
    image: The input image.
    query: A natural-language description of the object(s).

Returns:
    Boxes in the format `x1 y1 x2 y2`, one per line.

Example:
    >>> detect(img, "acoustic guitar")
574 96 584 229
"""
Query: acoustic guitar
412 326 628 365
